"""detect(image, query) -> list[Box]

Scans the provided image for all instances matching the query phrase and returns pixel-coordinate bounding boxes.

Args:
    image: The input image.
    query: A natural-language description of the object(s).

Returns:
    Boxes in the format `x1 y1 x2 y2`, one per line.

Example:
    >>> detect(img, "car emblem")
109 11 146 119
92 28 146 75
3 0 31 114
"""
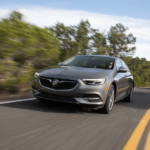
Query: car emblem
52 79 59 87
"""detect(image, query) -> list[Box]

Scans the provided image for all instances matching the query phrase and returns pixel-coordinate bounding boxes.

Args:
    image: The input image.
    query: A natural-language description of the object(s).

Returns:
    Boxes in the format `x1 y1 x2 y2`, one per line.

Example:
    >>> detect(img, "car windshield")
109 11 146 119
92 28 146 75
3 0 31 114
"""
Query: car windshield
62 56 115 69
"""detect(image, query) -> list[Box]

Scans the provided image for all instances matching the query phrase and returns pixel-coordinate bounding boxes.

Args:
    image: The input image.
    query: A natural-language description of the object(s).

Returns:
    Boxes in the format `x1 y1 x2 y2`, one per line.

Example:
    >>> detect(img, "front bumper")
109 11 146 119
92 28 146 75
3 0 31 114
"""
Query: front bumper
32 88 104 108
32 77 110 108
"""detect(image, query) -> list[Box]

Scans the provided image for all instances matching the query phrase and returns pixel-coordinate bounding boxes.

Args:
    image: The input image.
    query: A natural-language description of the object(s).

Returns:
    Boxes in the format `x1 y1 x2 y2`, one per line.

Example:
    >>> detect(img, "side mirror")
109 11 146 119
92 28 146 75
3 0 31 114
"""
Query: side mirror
118 67 127 73
58 62 63 66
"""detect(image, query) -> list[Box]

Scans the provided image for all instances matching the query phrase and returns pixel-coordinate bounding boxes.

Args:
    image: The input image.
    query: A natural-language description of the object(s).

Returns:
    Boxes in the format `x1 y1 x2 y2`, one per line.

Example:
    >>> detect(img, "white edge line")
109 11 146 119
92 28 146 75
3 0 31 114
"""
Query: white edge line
0 98 36 105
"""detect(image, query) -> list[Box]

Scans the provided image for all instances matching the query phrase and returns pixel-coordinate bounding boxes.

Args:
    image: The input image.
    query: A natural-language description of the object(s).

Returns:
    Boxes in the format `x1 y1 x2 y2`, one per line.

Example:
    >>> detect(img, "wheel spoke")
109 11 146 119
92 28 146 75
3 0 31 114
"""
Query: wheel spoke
109 101 113 110
110 91 114 99
109 88 114 111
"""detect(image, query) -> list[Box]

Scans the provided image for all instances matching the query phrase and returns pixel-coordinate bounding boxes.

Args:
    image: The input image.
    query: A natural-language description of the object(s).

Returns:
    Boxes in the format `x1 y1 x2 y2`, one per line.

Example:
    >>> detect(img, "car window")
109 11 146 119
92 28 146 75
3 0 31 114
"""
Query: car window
121 60 129 71
62 56 115 70
116 59 123 71
81 59 89 67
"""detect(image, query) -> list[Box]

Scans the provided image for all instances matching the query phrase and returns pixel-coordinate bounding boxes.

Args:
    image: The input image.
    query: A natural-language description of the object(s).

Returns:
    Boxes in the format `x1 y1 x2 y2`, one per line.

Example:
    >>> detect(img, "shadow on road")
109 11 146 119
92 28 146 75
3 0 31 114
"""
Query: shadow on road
2 99 102 114
1 88 150 114
114 88 150 110
136 88 150 90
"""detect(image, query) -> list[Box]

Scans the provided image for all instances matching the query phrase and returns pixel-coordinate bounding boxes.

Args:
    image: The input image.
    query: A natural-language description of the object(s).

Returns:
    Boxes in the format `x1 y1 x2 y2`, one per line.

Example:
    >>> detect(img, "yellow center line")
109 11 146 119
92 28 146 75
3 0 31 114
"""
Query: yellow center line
123 108 150 150
145 129 150 150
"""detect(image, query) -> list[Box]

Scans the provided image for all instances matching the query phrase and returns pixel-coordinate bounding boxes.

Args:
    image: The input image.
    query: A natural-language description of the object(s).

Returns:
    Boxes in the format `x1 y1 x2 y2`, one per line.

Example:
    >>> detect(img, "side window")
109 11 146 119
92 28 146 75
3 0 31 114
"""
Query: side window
121 60 129 71
116 59 123 71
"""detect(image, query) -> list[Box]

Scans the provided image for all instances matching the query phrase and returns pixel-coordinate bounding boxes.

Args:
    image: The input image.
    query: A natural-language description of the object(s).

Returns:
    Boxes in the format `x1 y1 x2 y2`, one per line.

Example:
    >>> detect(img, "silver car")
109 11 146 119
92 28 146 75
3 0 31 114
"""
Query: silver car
32 55 134 113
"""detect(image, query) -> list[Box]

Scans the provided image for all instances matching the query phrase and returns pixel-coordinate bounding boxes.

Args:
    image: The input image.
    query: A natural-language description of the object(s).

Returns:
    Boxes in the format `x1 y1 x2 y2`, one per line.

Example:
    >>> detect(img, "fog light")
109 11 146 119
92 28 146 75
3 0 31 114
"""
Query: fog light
32 89 40 96
83 97 101 102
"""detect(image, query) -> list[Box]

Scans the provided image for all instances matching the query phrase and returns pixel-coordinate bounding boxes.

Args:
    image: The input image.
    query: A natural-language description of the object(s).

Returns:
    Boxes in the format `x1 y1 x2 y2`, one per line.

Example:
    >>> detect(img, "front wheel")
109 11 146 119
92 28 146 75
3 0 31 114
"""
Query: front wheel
100 85 115 114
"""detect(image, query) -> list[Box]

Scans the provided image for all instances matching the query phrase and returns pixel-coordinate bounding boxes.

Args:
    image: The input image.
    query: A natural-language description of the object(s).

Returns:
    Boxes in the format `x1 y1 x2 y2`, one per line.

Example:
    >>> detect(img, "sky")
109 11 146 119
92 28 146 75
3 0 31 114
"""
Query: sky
0 0 150 60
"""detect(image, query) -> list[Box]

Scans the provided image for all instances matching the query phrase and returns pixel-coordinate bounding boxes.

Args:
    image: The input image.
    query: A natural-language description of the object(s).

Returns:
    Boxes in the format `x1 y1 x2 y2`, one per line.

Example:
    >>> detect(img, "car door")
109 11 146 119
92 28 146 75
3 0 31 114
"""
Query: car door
114 59 128 99
120 59 132 94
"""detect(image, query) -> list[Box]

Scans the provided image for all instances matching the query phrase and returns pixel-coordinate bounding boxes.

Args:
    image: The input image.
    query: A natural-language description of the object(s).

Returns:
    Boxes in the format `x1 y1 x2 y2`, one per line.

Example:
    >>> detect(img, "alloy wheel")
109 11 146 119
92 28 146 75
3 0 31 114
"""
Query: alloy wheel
109 88 115 111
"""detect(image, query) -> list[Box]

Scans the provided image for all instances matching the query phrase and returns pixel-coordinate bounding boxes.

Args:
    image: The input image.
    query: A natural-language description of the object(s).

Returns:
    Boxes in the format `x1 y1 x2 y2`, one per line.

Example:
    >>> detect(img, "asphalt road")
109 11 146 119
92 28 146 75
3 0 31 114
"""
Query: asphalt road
0 88 150 150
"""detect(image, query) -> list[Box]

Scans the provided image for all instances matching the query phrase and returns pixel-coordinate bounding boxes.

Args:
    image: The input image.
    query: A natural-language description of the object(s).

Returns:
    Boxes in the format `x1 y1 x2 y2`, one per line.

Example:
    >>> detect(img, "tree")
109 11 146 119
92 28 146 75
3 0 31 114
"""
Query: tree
50 20 111 58
49 23 78 61
108 23 136 57
90 29 111 55
75 20 91 55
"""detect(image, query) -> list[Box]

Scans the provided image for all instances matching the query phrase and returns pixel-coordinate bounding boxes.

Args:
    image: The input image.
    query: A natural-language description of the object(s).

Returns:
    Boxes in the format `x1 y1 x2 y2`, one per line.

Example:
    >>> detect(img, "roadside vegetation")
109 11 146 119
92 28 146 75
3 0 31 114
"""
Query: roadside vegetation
0 11 150 93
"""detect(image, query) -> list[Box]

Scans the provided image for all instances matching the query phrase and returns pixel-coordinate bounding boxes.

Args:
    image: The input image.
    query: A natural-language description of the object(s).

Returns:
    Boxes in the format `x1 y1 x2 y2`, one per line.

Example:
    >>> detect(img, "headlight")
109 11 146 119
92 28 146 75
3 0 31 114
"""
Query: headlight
34 72 39 78
82 79 105 85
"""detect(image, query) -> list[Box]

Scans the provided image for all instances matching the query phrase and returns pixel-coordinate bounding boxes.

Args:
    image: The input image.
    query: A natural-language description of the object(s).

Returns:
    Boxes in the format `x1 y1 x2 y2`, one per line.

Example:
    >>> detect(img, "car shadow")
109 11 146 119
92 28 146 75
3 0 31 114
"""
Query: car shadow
114 89 150 110
1 99 102 114
135 88 150 90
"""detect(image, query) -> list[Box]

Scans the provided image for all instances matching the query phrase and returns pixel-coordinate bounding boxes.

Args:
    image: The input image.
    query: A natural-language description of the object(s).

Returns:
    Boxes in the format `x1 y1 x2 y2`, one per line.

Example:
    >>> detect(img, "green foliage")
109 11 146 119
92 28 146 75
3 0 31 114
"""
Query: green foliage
91 29 111 55
75 20 91 55
49 22 78 61
122 57 150 87
0 11 149 93
0 11 60 93
50 20 110 60
108 23 136 57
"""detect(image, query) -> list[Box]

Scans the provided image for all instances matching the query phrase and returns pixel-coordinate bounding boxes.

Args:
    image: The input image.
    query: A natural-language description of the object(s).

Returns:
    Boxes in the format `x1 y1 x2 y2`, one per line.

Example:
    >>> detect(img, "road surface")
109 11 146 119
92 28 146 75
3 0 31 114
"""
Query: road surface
0 88 150 150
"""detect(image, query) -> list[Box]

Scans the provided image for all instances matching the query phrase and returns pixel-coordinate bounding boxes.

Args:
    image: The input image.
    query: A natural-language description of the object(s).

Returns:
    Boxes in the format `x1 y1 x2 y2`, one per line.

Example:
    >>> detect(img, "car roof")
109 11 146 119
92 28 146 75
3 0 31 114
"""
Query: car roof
76 55 118 60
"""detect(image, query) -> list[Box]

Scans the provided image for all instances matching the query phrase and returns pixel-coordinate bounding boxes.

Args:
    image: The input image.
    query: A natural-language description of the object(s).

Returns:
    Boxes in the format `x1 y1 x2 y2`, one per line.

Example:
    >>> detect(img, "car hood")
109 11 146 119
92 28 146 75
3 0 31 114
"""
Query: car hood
38 66 113 80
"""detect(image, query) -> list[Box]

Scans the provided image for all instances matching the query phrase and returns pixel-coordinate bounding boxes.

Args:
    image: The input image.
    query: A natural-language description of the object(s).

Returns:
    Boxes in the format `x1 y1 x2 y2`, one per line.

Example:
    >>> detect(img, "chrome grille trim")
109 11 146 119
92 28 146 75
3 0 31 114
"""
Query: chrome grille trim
39 77 78 91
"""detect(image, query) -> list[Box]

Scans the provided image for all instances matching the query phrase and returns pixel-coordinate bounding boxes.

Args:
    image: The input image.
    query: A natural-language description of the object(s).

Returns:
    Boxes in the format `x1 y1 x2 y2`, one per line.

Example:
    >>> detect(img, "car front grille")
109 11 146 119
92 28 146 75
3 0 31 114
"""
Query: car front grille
39 77 78 90
37 92 77 102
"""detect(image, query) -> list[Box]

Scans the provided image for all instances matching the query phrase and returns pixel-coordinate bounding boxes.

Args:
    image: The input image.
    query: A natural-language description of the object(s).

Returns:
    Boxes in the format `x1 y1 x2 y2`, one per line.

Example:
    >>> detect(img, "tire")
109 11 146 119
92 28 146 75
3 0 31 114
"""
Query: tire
100 85 115 114
124 84 134 102
37 98 47 103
